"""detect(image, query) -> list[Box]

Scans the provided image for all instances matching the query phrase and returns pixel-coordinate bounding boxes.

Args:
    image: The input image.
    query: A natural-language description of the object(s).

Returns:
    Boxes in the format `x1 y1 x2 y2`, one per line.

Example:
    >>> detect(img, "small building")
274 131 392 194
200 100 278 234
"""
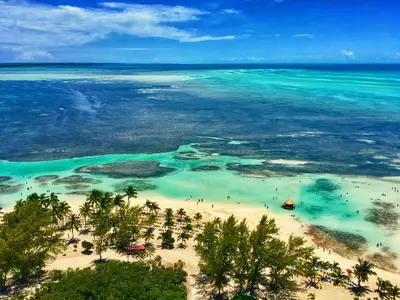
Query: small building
127 245 146 255
281 199 295 210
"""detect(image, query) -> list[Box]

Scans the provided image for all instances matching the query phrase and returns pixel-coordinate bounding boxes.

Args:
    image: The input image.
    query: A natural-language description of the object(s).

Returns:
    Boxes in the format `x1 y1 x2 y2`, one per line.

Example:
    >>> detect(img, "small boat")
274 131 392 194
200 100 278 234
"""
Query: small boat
281 199 295 210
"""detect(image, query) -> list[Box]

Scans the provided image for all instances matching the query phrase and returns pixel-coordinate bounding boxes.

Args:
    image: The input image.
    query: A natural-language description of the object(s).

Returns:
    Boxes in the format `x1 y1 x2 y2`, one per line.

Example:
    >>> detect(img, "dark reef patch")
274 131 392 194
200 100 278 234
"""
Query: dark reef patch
65 184 93 190
65 191 91 196
366 250 398 272
75 161 175 178
113 180 158 193
0 184 25 194
34 175 60 182
308 178 339 193
226 163 296 178
53 175 101 185
191 165 221 172
0 176 12 183
364 201 399 230
305 225 367 258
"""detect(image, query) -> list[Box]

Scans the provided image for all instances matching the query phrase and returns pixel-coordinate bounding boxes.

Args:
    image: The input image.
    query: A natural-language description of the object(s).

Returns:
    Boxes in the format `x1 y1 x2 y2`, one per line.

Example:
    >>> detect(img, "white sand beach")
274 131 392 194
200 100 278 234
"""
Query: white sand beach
38 194 400 300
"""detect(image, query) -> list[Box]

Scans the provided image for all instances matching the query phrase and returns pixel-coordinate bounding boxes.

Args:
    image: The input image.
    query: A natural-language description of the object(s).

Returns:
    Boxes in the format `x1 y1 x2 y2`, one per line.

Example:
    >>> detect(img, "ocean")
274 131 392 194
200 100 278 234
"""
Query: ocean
0 64 399 260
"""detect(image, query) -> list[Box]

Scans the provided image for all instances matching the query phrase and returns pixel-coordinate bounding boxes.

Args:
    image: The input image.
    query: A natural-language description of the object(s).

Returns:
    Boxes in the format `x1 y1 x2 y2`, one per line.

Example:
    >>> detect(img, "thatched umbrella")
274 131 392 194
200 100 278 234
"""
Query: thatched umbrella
281 199 295 210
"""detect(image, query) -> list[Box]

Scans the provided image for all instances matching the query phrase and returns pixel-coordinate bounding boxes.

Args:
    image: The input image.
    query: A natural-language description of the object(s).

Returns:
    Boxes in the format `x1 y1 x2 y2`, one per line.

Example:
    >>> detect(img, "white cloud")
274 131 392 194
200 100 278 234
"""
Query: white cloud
341 49 354 57
222 8 240 14
182 35 235 42
293 34 314 38
0 1 234 48
275 34 280 37
17 50 53 61
396 52 400 57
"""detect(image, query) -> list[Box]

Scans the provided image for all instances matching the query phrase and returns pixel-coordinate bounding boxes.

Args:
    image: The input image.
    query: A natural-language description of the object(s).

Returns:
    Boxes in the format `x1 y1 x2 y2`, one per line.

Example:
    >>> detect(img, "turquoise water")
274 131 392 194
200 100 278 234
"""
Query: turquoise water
0 64 400 260
1 142 399 257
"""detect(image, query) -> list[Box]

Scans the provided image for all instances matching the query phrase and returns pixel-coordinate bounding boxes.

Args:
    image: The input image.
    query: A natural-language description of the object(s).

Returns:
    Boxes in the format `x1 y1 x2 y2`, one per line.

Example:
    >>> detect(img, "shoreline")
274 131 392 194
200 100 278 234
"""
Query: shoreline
4 190 400 299
41 193 400 278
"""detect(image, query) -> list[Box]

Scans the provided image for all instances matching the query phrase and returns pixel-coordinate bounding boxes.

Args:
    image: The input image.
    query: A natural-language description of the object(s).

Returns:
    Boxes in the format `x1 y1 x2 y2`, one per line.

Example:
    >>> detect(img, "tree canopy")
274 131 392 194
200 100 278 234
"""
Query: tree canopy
34 260 187 300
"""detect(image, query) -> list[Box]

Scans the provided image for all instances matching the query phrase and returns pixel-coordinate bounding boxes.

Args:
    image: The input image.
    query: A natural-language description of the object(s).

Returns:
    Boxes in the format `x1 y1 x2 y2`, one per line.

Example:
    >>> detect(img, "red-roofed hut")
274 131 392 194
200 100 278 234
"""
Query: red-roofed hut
128 245 146 255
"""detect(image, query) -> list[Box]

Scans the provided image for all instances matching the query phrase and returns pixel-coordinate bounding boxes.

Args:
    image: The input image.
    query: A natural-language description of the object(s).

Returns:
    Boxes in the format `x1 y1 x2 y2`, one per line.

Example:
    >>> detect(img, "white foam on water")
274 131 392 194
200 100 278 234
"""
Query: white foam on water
276 131 324 137
357 139 376 144
268 159 312 166
373 155 390 160
105 75 192 83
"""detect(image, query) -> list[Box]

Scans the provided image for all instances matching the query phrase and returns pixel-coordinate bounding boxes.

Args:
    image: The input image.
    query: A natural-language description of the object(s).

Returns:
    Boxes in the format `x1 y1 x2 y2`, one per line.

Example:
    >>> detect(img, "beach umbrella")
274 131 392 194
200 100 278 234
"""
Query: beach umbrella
284 199 295 205
346 269 352 273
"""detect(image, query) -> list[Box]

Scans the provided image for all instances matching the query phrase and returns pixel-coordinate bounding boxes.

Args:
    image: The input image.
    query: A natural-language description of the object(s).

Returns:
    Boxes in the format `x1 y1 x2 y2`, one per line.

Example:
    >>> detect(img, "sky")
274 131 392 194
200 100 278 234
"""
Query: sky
0 0 400 63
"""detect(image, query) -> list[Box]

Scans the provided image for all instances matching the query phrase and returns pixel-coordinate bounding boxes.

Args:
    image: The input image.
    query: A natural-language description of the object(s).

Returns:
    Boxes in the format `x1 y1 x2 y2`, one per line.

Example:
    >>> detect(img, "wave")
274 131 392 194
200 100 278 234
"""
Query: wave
357 139 376 144
276 131 324 138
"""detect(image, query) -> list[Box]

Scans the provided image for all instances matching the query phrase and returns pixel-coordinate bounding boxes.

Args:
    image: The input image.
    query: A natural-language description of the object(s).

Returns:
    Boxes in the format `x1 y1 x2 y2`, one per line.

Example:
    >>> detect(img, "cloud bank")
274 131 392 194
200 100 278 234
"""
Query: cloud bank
0 0 235 50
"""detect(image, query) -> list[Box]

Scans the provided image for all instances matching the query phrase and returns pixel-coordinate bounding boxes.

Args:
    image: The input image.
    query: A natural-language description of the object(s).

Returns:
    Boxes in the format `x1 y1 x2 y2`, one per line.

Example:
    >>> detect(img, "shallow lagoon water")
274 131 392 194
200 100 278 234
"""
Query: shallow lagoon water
1 143 399 259
0 64 400 262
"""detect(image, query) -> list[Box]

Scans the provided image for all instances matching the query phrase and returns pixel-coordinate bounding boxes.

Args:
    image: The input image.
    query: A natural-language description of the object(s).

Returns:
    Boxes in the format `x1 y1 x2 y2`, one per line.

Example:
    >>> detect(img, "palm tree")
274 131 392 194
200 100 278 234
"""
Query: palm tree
320 261 332 280
112 194 125 214
87 189 104 208
150 201 160 216
164 208 174 229
79 201 92 229
145 200 152 214
124 186 137 207
304 256 320 286
177 232 189 248
48 192 60 211
331 268 348 287
143 227 155 246
39 193 50 208
353 258 376 288
184 223 193 233
26 193 40 202
146 214 157 227
376 277 392 298
66 214 81 239
194 212 202 225
307 293 315 300
331 261 340 272
57 201 72 225
98 193 112 213
388 285 400 300
158 229 175 249
177 208 186 221
184 215 192 225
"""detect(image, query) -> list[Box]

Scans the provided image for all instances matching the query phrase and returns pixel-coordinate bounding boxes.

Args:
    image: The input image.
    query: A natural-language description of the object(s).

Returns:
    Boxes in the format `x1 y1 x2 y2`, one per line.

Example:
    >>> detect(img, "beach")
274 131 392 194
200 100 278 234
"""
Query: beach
24 193 398 300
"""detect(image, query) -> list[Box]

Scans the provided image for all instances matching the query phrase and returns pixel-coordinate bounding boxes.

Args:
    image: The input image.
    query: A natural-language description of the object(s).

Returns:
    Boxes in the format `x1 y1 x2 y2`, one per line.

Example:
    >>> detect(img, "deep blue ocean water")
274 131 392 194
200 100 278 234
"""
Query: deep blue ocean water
0 64 399 177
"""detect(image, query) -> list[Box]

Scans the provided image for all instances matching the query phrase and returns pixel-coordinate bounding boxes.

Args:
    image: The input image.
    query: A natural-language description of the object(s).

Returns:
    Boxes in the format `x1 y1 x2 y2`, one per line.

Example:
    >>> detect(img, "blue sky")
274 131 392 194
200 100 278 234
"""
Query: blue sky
0 0 399 63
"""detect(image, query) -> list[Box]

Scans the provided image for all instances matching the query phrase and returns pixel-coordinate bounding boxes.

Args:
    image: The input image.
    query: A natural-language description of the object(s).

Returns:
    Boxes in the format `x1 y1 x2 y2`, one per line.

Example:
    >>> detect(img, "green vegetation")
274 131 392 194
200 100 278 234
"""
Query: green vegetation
34 260 187 300
81 240 94 252
353 258 377 287
195 214 312 297
0 185 393 300
0 197 65 286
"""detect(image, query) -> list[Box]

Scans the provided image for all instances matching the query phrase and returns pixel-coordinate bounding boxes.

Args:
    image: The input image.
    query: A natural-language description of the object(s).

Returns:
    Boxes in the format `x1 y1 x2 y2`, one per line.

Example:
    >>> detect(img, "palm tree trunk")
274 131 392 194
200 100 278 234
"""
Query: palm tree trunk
72 227 74 239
